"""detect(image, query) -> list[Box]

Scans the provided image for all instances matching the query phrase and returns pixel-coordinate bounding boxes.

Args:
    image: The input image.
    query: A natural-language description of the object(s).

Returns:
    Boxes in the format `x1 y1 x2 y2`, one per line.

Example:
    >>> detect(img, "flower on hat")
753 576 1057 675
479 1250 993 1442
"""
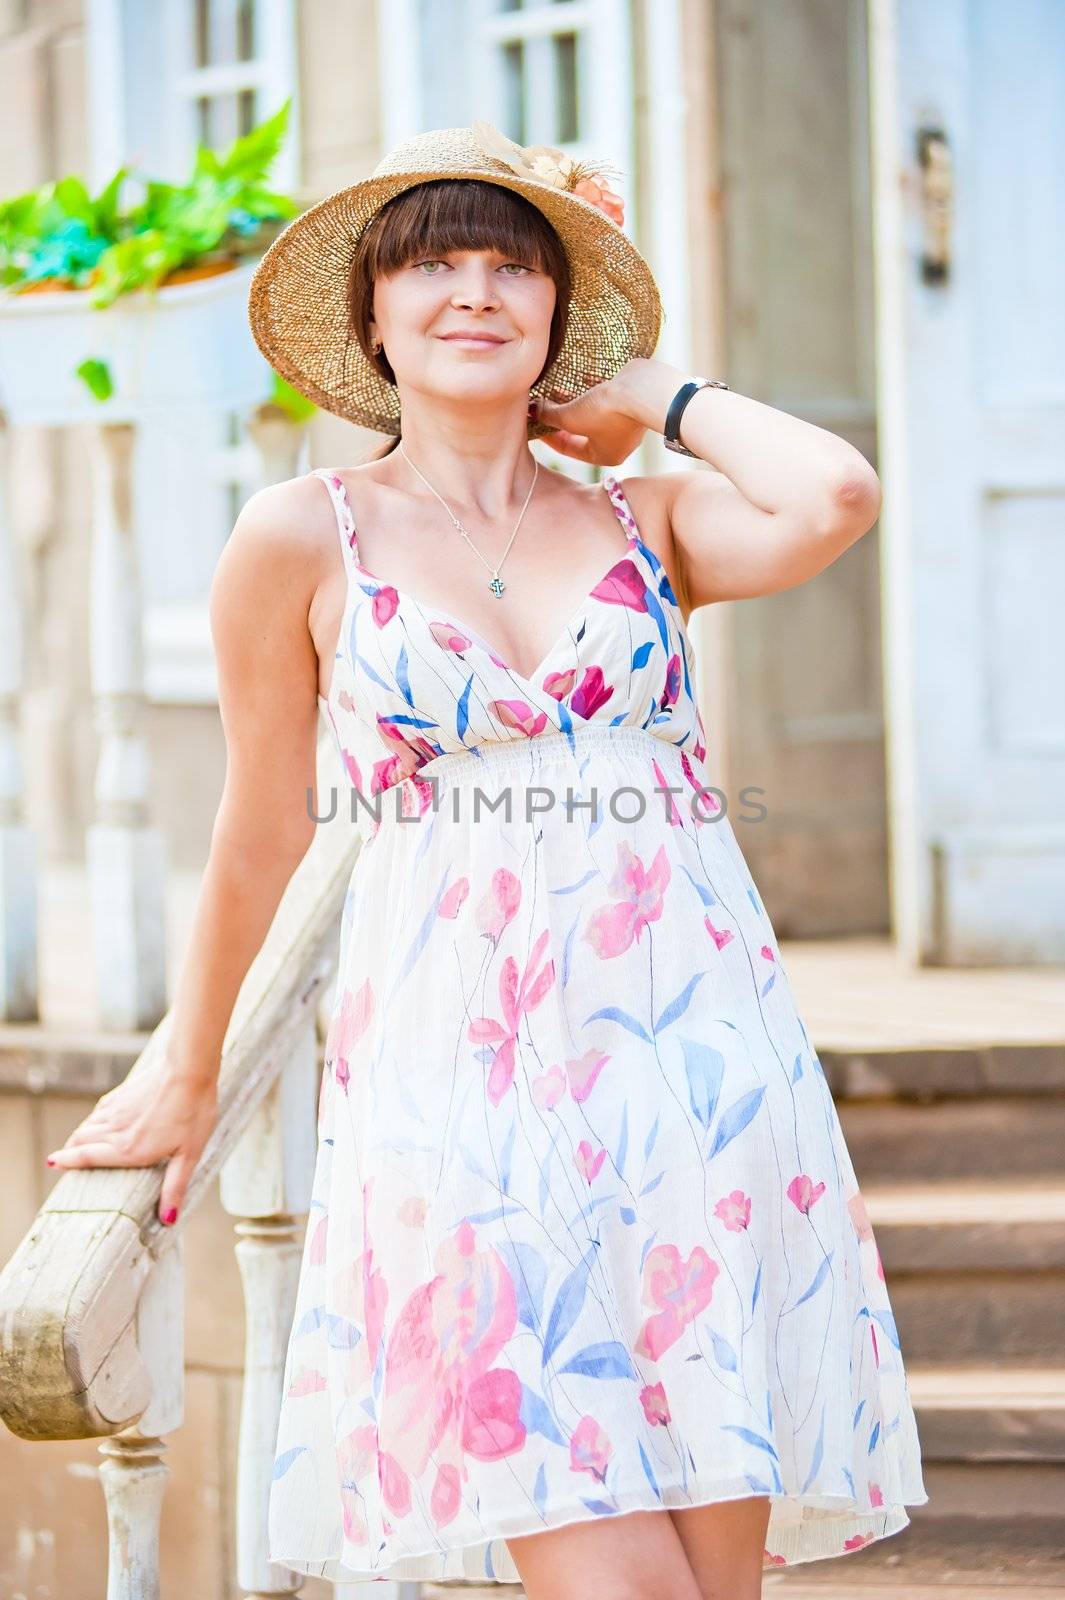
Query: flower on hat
471 119 626 229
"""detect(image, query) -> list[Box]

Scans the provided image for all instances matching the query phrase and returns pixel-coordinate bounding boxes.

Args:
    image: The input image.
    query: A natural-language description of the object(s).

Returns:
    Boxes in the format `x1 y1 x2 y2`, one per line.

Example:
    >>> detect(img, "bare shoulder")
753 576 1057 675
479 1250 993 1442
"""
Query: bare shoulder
223 471 338 571
607 469 706 621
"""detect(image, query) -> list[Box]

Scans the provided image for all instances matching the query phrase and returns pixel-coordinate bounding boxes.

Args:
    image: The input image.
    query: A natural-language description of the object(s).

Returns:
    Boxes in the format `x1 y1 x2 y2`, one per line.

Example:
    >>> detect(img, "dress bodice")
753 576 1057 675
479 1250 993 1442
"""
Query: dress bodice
313 466 708 810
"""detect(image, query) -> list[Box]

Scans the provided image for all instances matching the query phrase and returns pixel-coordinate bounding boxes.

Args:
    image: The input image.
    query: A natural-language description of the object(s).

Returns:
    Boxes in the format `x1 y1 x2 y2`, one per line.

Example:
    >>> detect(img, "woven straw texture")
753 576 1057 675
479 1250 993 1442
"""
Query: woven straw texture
246 125 663 438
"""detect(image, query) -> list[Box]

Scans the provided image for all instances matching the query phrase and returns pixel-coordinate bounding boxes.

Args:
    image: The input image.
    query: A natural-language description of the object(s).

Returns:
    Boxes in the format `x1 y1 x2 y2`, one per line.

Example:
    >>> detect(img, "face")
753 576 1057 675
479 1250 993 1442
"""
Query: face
368 246 556 412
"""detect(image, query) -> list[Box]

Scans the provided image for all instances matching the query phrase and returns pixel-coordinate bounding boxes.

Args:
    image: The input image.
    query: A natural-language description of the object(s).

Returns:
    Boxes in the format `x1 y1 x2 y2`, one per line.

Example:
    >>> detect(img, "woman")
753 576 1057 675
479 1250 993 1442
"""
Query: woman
46 123 926 1597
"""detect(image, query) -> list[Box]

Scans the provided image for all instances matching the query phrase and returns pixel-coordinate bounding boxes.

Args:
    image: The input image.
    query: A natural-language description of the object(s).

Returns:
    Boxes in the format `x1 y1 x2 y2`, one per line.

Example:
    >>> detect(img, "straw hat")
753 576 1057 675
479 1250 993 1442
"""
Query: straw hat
246 120 663 440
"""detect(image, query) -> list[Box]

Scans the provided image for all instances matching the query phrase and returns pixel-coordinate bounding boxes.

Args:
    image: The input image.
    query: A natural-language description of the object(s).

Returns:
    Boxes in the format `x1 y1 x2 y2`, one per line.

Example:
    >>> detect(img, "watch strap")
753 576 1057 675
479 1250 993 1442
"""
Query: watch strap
663 376 729 456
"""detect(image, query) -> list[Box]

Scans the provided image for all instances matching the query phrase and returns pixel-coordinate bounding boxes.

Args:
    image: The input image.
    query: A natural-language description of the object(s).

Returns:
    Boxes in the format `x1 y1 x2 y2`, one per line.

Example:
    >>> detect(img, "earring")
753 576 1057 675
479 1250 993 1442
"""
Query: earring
371 338 382 354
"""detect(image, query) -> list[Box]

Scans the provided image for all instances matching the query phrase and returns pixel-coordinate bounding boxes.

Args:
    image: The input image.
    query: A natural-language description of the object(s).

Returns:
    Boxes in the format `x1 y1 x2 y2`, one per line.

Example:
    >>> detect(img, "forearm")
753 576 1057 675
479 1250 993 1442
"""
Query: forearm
163 819 310 1089
615 358 879 524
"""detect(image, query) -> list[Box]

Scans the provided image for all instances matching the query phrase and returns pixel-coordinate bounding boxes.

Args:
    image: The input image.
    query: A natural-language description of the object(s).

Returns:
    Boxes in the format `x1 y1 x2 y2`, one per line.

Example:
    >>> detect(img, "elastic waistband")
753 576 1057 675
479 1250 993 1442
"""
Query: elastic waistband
412 723 699 789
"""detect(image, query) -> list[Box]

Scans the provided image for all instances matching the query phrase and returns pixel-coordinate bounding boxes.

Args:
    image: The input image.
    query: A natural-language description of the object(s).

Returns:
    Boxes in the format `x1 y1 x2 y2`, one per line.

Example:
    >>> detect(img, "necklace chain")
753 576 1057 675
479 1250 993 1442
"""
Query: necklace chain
398 440 539 599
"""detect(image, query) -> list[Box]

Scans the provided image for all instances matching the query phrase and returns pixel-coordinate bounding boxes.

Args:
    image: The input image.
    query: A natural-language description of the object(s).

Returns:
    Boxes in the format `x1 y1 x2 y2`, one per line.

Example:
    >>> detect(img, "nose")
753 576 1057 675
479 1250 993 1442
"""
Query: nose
449 261 501 310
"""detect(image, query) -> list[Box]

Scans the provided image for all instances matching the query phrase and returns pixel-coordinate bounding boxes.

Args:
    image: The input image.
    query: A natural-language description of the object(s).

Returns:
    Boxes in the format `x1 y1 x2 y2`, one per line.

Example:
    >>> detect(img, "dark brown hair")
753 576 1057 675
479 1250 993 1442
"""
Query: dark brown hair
347 179 572 456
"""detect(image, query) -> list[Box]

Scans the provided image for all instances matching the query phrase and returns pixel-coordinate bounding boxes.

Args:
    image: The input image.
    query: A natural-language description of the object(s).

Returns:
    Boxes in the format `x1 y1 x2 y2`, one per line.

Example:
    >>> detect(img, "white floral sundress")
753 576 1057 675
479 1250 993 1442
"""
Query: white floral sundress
266 465 928 1584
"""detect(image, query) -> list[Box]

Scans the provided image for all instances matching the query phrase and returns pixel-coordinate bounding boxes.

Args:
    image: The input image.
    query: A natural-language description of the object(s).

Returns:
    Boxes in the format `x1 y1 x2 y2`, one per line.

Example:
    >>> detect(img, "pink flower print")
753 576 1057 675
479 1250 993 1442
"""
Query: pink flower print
634 1243 719 1361
532 1063 566 1109
429 619 473 653
325 977 375 1092
286 1365 327 1396
379 1219 526 1502
379 1449 412 1517
639 1381 671 1426
659 653 682 709
681 749 720 820
397 1194 428 1227
475 867 522 942
370 585 400 627
651 757 682 826
848 1189 874 1241
788 1174 826 1213
761 944 775 962
490 698 549 736
584 841 671 958
590 558 647 611
869 1482 884 1508
569 1414 612 1482
705 916 733 952
575 1139 607 1182
715 1190 752 1231
573 174 625 228
564 1047 609 1102
337 1423 377 1545
542 666 577 701
430 1462 463 1528
438 877 469 919
571 664 614 719
765 1551 787 1567
844 1534 876 1552
468 928 556 1104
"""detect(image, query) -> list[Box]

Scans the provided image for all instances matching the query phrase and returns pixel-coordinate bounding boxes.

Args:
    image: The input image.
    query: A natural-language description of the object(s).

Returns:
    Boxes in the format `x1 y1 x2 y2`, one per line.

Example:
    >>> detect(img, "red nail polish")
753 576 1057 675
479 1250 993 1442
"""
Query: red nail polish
161 1206 178 1225
45 1157 56 1167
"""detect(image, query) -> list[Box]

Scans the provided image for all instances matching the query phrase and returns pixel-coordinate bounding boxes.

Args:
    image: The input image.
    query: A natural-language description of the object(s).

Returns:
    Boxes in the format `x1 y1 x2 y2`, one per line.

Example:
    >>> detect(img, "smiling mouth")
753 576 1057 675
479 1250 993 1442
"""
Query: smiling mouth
440 335 508 347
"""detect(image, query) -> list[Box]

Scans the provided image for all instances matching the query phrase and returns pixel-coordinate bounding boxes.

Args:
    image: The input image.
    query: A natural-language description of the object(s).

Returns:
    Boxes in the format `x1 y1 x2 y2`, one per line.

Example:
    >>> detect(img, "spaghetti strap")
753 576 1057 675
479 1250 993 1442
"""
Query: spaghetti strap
311 467 360 571
600 471 641 545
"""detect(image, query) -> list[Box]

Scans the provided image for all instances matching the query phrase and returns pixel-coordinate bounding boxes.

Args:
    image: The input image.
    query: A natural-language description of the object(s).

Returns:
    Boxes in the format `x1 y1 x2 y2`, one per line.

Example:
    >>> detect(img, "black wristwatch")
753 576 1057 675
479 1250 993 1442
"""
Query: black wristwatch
663 376 729 457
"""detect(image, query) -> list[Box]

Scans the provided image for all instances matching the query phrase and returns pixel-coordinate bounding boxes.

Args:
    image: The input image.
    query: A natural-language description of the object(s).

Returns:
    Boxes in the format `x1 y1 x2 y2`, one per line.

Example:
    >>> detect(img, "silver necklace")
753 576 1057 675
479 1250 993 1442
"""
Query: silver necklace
398 440 539 598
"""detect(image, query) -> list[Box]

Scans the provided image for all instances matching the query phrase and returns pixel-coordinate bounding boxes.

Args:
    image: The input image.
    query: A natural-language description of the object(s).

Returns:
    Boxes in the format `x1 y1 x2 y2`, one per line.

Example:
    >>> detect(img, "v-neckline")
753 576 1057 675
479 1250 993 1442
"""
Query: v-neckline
325 470 647 691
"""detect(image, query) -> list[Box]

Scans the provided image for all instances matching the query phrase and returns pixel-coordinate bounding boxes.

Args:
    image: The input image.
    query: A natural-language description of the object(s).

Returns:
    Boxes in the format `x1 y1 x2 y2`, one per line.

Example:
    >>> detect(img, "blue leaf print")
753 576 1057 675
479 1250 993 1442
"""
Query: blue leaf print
615 1103 629 1174
709 1330 738 1373
272 1446 308 1480
499 1118 516 1194
872 1308 901 1349
761 969 777 998
552 870 600 896
747 885 763 916
351 648 396 696
744 1475 773 1494
853 1399 866 1428
394 642 413 705
868 1419 881 1454
708 1085 766 1160
496 1240 548 1331
581 1499 616 1516
542 1244 597 1364
751 1257 763 1312
681 1038 725 1129
639 1440 662 1499
464 1204 523 1223
639 1230 660 1270
842 1465 855 1496
619 1206 637 1224
680 864 717 907
326 1313 362 1349
295 1305 326 1337
800 1401 826 1493
459 1142 494 1185
519 1383 566 1445
641 584 671 658
561 913 579 989
632 639 655 670
533 1462 548 1516
641 1171 665 1196
558 1341 636 1380
721 1424 780 1461
586 1005 652 1042
392 882 450 990
484 1543 495 1579
654 972 706 1033
793 1250 834 1309
793 1051 804 1082
456 672 472 739
644 1110 661 1159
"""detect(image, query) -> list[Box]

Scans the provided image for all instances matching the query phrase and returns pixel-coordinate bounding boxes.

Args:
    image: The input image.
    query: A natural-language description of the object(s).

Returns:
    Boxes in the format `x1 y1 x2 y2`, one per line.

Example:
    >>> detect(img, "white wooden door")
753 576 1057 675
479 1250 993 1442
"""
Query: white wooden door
869 0 1065 964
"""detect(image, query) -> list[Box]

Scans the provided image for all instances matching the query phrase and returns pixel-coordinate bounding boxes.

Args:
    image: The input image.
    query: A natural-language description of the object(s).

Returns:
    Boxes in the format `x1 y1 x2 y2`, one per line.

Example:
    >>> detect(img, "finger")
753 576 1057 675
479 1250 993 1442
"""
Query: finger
544 430 595 463
46 1142 136 1169
63 1117 113 1148
158 1152 196 1225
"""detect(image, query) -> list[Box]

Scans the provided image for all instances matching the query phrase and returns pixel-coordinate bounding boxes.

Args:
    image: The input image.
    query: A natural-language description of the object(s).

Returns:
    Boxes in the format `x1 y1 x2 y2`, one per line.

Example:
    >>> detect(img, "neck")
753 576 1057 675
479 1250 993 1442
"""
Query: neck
387 390 539 518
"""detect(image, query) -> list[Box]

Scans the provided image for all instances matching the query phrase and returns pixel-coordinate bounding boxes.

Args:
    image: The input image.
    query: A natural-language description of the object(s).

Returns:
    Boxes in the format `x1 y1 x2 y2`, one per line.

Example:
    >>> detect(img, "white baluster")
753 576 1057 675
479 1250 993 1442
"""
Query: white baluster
0 409 38 1021
245 401 309 487
85 419 167 1029
97 1243 185 1600
221 1024 318 1598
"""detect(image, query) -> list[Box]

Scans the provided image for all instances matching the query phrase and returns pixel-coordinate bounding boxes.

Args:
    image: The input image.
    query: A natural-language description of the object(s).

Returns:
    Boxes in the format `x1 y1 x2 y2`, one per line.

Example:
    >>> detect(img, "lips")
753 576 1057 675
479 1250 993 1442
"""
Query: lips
440 333 507 345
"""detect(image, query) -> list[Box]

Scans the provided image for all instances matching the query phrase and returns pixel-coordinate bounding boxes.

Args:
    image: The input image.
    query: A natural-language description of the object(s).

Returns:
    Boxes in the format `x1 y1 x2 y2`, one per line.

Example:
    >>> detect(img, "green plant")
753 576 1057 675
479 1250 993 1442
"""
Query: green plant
1 98 300 305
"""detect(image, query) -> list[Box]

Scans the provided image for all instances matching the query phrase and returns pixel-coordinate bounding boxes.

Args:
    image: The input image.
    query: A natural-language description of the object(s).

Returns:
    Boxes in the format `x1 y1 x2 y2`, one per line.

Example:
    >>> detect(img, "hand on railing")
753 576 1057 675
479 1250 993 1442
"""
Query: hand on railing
45 1053 220 1227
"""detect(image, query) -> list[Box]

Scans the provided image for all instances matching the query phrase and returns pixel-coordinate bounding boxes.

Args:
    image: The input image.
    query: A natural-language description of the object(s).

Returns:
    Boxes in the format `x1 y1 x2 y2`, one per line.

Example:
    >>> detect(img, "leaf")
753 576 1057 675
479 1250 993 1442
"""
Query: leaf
542 1245 597 1364
644 1110 660 1160
533 1462 548 1515
639 1440 661 1499
871 1307 901 1349
720 1424 780 1461
496 1240 548 1332
654 972 705 1033
709 1330 738 1373
615 1103 628 1174
801 1401 826 1494
499 1118 517 1194
75 357 113 402
272 1446 307 1480
585 1005 652 1042
793 1251 834 1309
557 1341 636 1380
707 1085 766 1160
580 1498 616 1516
519 1384 566 1445
640 1171 665 1196
681 1037 724 1129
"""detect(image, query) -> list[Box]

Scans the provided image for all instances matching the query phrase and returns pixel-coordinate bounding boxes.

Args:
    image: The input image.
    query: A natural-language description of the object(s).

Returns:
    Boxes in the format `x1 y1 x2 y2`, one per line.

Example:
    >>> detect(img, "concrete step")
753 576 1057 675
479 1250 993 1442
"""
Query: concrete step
839 1094 1065 1180
866 1179 1065 1363
908 1365 1065 1462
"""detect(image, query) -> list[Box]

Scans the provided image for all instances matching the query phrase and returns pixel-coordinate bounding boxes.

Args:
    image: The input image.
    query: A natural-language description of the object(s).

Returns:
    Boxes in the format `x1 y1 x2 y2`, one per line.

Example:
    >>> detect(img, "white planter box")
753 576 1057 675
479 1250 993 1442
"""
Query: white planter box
0 257 271 425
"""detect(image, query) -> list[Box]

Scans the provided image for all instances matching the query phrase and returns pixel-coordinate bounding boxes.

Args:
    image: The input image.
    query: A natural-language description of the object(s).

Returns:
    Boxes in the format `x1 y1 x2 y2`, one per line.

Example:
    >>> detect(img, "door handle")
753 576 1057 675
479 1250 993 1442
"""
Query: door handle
916 125 953 285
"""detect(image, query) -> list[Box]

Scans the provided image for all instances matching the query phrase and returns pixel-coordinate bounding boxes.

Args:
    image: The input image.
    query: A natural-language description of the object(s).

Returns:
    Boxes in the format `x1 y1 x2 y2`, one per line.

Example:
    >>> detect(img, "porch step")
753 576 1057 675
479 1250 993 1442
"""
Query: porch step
838 1094 1065 1180
865 1178 1065 1363
908 1365 1065 1462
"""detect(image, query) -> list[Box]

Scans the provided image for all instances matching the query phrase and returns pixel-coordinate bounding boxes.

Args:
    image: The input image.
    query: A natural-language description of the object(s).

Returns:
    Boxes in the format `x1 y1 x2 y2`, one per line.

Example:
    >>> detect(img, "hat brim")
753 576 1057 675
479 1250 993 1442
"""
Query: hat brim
247 168 663 438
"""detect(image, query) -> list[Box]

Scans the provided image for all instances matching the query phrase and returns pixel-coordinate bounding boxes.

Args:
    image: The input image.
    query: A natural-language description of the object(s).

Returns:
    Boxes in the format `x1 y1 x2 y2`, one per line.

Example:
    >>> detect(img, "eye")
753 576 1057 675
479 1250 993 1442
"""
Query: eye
415 259 447 273
500 262 531 275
